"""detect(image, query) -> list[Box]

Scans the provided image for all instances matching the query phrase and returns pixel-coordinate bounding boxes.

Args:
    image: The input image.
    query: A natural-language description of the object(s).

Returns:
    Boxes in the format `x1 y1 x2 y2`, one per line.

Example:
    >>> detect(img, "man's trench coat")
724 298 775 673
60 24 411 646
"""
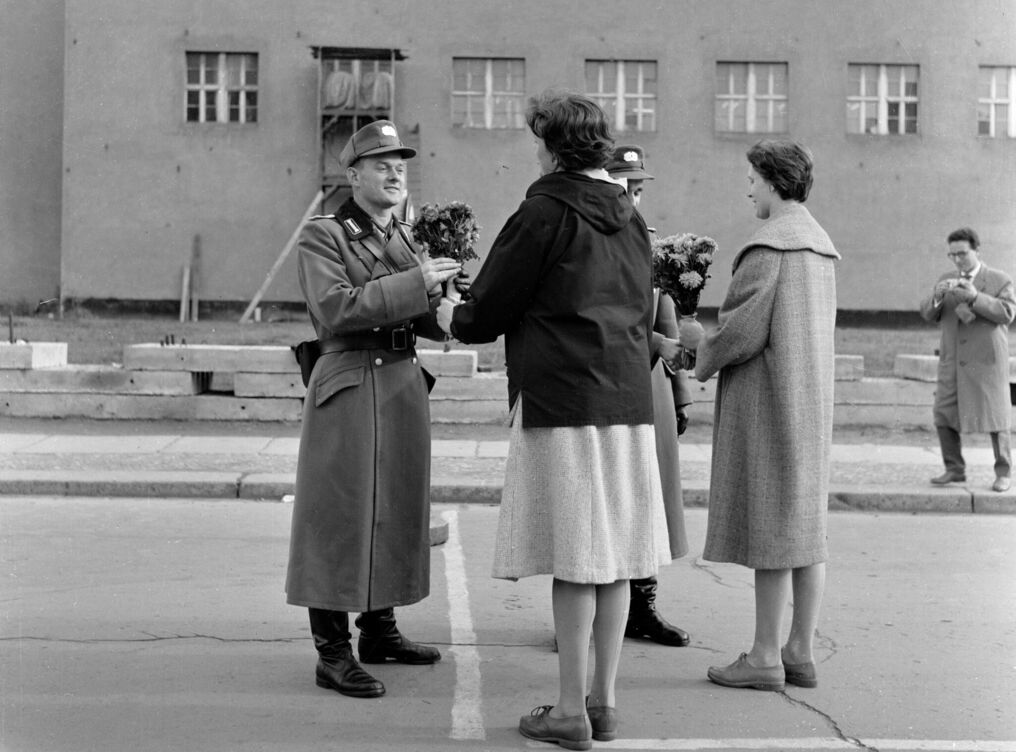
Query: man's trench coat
920 263 1016 434
285 204 445 613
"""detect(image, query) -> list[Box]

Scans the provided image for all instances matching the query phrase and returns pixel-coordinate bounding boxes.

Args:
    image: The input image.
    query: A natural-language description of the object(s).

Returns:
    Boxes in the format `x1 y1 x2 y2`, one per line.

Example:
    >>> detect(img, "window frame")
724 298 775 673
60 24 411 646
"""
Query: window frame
451 57 526 130
185 51 259 125
714 61 789 134
978 66 1016 138
585 59 658 132
846 63 919 136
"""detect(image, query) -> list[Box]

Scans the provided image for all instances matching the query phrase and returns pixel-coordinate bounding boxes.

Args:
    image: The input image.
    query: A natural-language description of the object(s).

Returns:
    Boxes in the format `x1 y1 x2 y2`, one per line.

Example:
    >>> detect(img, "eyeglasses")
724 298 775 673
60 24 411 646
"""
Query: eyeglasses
947 251 972 259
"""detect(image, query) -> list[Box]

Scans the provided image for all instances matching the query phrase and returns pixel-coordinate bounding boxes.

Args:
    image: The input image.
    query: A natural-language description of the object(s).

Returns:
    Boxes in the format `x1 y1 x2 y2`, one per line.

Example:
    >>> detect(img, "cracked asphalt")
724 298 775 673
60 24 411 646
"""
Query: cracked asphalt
2 498 1014 751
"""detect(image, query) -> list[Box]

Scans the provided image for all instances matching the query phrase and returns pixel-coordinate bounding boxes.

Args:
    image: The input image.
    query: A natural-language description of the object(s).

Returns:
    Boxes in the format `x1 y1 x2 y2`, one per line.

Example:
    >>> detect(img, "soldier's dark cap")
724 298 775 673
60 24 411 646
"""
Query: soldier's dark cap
605 144 654 180
339 120 417 170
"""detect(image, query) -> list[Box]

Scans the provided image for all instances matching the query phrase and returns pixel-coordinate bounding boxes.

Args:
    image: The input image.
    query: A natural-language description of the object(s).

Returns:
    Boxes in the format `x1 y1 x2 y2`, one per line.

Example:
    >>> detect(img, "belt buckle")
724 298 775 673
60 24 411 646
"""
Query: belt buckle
391 326 408 351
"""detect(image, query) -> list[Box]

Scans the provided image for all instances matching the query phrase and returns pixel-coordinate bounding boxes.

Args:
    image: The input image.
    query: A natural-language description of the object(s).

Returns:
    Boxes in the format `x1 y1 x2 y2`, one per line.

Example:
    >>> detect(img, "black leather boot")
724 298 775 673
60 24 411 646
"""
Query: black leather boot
356 608 441 665
625 577 690 647
309 608 385 698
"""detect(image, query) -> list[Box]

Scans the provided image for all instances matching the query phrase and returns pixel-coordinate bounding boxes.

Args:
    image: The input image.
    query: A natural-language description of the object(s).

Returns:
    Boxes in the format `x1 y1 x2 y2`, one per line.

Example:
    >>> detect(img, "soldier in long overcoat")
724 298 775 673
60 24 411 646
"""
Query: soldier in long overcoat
285 120 461 699
606 145 693 648
920 226 1016 492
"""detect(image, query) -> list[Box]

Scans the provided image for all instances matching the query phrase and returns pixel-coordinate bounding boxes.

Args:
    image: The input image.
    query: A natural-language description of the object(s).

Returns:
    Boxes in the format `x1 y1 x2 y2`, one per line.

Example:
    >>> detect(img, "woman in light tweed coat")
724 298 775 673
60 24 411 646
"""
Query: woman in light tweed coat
680 139 839 692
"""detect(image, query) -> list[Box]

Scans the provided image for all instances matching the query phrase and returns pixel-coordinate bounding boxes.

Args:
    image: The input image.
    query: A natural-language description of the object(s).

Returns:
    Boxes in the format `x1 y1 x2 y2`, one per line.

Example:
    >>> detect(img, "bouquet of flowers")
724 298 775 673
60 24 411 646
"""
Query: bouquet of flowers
411 201 481 265
651 232 716 369
411 201 481 350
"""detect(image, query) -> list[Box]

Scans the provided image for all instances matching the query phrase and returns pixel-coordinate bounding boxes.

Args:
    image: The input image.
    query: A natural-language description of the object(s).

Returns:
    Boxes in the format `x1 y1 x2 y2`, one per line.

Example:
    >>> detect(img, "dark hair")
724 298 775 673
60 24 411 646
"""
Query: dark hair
747 139 814 202
526 90 614 172
947 227 980 249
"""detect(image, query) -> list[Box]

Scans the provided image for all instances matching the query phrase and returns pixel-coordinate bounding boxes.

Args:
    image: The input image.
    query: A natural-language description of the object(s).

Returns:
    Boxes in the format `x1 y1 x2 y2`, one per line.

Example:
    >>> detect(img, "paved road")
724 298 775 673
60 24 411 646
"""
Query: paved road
2 499 1015 752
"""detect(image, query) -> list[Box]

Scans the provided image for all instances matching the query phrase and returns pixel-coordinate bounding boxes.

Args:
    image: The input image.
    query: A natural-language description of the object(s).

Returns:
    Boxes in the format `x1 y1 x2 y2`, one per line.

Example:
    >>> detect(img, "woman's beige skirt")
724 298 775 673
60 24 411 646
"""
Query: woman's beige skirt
491 400 671 583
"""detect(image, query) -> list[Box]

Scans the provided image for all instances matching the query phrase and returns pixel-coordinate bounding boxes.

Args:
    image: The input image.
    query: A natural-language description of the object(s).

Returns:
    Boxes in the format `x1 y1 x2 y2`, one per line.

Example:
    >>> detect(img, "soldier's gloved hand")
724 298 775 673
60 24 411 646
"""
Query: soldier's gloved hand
676 407 689 436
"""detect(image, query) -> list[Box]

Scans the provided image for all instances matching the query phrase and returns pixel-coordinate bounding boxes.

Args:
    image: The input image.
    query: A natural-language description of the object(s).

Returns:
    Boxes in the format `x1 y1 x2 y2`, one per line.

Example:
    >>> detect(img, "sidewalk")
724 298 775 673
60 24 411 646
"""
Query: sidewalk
0 418 1013 513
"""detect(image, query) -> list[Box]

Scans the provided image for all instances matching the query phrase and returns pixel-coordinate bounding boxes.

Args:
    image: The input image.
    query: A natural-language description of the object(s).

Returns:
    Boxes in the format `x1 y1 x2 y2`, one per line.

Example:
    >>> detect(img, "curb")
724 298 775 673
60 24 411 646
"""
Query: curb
1 472 1013 514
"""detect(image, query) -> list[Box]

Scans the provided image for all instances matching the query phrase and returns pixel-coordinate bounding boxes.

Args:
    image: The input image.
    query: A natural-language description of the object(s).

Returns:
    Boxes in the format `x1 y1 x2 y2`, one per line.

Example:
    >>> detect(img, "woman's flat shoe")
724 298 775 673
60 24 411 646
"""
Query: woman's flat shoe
519 705 592 751
586 703 618 742
707 652 785 691
783 659 818 688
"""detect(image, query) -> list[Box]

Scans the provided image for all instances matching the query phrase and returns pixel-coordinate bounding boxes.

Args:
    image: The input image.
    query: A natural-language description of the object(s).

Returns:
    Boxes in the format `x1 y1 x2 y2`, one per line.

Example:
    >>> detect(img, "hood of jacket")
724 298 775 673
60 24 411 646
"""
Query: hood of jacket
526 171 633 235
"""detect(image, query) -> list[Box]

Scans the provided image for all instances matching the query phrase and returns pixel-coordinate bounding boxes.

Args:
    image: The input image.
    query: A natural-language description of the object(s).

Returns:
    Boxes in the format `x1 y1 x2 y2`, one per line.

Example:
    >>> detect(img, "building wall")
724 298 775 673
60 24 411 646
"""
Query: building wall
0 0 65 308
51 0 1016 310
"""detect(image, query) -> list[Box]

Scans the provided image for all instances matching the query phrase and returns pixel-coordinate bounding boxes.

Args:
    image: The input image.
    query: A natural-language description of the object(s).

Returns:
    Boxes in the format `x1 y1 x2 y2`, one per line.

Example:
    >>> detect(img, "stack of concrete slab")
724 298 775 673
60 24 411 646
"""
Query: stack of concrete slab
0 343 510 423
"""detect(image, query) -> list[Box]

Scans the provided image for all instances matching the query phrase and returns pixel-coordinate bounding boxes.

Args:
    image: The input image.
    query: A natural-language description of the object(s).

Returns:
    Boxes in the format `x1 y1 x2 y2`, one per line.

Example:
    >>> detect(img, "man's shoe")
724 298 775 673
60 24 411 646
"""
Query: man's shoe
518 705 592 751
930 471 966 485
707 653 785 691
992 476 1011 492
358 631 441 665
315 653 385 698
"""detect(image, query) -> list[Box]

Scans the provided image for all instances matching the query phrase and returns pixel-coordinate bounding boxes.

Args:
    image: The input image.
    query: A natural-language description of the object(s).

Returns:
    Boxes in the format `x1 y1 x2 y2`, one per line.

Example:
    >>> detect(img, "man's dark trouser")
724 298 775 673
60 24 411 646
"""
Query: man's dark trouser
936 425 1012 478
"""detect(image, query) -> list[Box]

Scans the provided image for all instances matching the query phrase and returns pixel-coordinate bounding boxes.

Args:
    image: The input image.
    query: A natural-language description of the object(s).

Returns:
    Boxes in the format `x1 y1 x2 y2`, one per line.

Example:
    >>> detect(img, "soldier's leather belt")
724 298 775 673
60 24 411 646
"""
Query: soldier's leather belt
319 326 416 353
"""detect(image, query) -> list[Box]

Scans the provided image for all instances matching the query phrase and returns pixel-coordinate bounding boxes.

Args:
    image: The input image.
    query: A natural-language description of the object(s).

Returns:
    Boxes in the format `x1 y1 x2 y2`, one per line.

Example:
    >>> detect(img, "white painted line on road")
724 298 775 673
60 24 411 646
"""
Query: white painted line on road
525 739 1016 751
442 509 485 741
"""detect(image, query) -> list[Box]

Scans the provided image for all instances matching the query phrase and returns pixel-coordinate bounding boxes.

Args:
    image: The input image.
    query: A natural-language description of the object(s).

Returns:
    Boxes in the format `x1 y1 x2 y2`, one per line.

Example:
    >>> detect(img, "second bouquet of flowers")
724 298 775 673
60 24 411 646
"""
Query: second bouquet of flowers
651 232 716 369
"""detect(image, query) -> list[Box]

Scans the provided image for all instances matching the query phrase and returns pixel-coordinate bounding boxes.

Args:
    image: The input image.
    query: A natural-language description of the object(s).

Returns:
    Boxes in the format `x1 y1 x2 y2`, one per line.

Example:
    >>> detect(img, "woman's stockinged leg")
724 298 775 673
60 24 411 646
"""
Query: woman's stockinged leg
748 568 791 667
552 577 596 718
587 579 630 709
784 562 826 664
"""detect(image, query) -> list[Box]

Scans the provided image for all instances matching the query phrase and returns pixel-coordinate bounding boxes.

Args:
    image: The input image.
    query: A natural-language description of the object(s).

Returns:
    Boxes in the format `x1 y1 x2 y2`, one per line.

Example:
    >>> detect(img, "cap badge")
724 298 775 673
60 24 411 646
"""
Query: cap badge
623 151 639 163
380 125 398 137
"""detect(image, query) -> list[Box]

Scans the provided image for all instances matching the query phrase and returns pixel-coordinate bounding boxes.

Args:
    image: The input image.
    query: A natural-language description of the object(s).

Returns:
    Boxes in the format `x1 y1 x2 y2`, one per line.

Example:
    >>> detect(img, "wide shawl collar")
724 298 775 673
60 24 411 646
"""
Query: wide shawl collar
732 202 840 272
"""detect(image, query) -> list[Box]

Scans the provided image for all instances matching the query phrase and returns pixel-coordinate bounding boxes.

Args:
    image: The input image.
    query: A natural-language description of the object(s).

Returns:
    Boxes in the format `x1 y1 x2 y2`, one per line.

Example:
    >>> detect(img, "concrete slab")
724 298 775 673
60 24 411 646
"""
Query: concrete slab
972 491 1016 513
233 371 304 398
0 470 240 497
834 354 864 380
0 366 209 395
238 473 293 500
828 484 972 513
418 349 477 377
123 344 298 373
431 440 477 457
893 353 939 381
0 341 67 369
0 393 303 422
476 441 510 458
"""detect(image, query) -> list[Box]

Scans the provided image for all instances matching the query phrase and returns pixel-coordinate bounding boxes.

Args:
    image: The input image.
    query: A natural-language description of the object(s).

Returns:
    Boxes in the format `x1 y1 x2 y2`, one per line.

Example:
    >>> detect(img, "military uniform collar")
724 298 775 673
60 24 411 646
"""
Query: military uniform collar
336 198 389 241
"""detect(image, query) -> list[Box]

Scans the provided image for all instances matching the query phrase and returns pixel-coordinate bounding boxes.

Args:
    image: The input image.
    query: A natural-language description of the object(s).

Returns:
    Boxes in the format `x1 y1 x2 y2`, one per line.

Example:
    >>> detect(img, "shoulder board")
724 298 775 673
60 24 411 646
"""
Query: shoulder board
308 214 333 221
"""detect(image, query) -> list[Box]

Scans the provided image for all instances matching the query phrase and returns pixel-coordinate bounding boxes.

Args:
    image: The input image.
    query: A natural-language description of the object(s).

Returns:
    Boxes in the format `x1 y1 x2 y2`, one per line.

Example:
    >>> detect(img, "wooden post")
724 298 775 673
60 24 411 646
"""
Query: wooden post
179 264 191 323
189 234 201 322
240 189 324 323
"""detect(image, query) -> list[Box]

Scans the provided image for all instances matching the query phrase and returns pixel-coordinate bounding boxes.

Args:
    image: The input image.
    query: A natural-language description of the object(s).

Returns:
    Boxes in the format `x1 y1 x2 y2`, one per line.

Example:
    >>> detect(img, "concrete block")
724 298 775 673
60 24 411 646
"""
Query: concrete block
123 344 298 373
827 484 971 513
972 491 1016 514
0 393 303 422
0 342 67 369
893 354 938 382
834 354 864 381
429 477 503 504
235 372 305 398
429 516 449 546
418 349 477 377
239 473 294 500
835 377 935 406
0 470 240 498
0 365 208 395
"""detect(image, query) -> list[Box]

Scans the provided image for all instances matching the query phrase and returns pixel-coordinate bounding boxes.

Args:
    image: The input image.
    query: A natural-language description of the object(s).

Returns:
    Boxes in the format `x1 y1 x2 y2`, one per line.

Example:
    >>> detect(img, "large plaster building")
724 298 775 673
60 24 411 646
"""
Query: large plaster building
2 0 1015 315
